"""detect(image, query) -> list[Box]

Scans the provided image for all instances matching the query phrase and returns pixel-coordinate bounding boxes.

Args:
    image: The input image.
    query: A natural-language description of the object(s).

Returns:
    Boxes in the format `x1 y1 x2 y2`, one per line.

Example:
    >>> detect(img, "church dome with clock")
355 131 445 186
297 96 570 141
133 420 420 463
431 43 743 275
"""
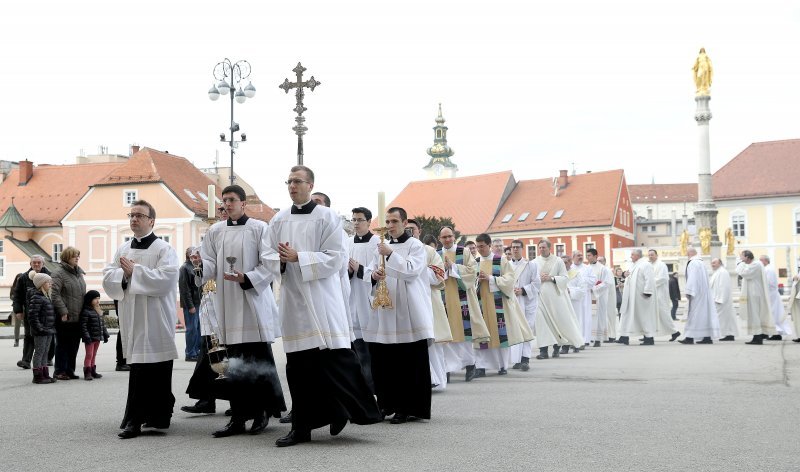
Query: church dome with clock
423 104 458 180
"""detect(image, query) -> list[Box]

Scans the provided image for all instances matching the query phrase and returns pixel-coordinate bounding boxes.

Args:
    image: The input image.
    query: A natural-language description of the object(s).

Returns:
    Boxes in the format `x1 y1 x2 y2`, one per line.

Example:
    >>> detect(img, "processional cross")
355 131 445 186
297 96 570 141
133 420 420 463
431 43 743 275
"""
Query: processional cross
279 62 321 166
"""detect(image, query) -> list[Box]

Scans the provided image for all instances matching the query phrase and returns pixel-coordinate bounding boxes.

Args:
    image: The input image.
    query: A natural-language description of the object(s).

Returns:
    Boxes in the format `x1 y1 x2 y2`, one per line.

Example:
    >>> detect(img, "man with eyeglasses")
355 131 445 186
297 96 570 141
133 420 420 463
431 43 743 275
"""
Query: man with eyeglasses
586 249 613 347
270 165 381 447
508 240 539 371
348 206 379 393
365 207 434 424
103 200 179 439
199 184 286 438
567 250 596 352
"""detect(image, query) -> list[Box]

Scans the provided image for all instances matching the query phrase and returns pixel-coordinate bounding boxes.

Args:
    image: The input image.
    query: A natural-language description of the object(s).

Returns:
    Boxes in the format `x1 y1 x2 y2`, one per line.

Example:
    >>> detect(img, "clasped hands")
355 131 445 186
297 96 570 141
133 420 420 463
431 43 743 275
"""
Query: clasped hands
278 242 299 263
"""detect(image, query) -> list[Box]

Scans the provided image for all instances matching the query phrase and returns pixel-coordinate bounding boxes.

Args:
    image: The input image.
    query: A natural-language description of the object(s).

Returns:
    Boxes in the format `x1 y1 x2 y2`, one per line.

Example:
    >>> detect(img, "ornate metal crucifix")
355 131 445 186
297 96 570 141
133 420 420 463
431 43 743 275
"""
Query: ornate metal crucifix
279 62 320 166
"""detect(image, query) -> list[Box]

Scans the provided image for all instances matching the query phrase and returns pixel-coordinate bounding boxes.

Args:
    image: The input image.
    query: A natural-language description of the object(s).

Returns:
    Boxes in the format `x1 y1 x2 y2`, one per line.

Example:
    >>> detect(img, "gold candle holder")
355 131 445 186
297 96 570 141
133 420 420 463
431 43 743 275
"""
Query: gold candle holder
371 227 393 310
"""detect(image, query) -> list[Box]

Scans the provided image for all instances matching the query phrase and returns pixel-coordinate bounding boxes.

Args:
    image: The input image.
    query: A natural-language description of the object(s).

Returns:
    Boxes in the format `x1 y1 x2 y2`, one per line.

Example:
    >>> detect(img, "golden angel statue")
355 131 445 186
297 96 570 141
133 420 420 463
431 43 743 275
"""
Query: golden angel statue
680 229 689 256
699 227 712 255
725 227 735 256
692 48 713 96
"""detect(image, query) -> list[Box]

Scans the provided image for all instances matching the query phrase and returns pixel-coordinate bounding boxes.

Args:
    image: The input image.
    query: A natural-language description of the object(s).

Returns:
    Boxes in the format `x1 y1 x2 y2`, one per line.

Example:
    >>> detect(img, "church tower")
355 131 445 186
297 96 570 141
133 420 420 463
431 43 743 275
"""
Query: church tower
423 104 458 179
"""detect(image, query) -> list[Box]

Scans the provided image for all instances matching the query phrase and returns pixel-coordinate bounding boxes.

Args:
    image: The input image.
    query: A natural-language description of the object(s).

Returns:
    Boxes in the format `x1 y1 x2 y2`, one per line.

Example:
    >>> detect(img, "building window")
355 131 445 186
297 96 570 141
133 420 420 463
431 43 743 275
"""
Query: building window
0 240 3 252
795 211 800 235
501 213 513 223
158 235 171 244
732 213 746 237
527 245 536 260
555 243 566 257
535 211 548 220
647 207 653 220
650 225 656 232
641 226 648 233
0 257 4 277
52 243 63 262
584 242 595 253
518 212 530 222
553 209 564 219
124 190 138 206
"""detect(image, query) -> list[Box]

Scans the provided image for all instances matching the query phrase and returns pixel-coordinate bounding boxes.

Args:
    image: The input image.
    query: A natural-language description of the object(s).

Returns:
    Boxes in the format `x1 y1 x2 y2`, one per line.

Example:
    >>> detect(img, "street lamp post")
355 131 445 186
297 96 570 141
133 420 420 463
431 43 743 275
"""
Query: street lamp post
208 58 256 186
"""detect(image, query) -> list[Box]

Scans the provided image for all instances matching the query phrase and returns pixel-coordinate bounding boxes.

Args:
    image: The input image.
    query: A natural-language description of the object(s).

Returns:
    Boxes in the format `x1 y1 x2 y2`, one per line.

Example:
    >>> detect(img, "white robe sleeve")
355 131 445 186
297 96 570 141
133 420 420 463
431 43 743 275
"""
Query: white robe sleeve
200 226 218 284
128 246 180 297
379 243 427 281
243 224 280 293
297 215 345 282
102 247 126 301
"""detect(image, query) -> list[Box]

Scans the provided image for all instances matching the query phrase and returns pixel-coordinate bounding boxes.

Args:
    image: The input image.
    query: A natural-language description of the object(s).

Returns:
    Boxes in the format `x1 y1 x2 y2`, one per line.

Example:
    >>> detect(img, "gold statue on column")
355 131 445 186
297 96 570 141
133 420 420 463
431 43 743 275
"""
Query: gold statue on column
679 229 690 256
725 227 735 256
699 227 712 255
692 47 713 96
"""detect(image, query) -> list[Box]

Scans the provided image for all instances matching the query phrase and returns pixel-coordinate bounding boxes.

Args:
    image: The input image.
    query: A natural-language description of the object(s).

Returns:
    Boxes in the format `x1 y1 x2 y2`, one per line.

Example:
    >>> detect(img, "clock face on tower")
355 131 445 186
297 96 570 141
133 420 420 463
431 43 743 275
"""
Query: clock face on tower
433 163 444 176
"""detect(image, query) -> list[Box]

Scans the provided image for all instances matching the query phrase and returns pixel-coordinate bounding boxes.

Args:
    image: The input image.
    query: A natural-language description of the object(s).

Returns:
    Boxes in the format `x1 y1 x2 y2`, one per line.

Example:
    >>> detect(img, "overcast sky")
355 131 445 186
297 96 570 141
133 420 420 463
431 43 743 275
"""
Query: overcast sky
1 1 798 216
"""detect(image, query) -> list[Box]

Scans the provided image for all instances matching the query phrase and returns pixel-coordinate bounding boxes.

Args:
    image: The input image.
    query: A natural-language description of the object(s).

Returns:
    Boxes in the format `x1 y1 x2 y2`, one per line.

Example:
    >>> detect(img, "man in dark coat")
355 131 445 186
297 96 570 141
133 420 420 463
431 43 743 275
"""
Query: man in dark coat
669 272 681 321
12 256 52 369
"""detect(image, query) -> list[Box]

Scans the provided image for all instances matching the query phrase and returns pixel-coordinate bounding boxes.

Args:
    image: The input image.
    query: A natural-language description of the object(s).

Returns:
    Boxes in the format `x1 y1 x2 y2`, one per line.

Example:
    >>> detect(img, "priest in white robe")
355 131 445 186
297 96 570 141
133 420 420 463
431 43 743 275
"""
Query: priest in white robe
679 247 720 344
473 234 534 376
533 239 584 358
710 258 738 341
588 249 612 347
736 250 776 345
789 272 800 343
618 249 658 345
760 255 793 339
348 206 379 393
270 166 382 447
200 185 286 438
103 200 179 439
366 208 434 424
649 249 681 342
438 226 490 381
600 256 619 342
569 250 596 349
508 240 539 371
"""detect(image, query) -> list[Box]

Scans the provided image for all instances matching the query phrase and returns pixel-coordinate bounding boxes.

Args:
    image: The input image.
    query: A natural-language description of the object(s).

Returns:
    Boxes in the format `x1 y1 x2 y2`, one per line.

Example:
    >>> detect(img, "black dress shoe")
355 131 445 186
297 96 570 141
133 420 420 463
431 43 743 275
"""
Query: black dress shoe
279 410 292 423
792 338 800 343
745 336 763 345
116 364 131 372
330 419 347 436
617 336 629 345
249 413 268 435
536 347 549 360
640 337 654 346
465 365 477 382
697 337 713 344
679 337 694 344
551 345 560 358
118 423 141 439
511 363 522 370
606 338 616 343
670 331 681 342
720 335 735 341
768 335 783 341
593 341 601 347
181 401 216 414
498 368 508 375
560 345 570 354
390 414 408 424
520 362 530 372
212 419 246 438
276 429 311 447
474 368 486 378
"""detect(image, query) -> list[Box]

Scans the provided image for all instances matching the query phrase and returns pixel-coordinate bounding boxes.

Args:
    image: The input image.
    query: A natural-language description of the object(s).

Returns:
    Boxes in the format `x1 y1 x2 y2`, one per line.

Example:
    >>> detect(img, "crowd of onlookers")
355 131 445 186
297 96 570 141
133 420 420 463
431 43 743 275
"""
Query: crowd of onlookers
10 249 109 384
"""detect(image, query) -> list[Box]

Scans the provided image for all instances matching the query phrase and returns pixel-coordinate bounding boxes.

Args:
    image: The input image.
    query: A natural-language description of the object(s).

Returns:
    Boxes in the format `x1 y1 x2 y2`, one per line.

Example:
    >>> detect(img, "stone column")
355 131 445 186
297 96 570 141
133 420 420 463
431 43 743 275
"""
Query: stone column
693 95 721 259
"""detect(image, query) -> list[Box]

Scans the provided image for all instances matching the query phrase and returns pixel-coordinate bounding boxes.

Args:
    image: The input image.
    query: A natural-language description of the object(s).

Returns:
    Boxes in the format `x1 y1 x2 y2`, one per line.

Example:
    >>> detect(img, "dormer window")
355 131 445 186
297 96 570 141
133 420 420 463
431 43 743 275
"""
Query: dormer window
553 209 564 219
501 213 513 223
535 211 547 220
518 212 530 222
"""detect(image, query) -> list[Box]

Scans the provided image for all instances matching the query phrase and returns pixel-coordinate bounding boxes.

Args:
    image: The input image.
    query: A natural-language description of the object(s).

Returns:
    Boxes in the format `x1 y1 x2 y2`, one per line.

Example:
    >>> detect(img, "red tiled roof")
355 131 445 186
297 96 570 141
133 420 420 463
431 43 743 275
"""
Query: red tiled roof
0 162 122 227
388 171 515 235
487 169 625 233
628 183 698 203
713 139 800 200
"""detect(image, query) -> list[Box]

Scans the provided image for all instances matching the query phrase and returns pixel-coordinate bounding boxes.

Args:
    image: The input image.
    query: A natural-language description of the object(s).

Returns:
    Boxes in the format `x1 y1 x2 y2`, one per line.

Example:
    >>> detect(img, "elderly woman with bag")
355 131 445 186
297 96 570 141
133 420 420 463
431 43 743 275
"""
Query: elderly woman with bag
51 246 87 381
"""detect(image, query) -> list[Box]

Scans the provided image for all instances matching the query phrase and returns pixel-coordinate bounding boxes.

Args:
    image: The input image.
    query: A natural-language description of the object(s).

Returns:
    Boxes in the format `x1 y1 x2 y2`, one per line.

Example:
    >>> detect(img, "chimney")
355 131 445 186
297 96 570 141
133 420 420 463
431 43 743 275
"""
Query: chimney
558 169 569 189
130 145 140 156
19 160 33 186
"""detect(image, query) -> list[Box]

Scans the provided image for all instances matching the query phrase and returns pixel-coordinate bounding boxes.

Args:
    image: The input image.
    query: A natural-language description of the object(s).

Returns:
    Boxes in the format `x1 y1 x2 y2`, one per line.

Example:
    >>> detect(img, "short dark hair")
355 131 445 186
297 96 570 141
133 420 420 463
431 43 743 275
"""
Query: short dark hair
511 239 524 248
221 185 246 202
475 233 492 245
386 207 407 221
290 165 315 183
648 249 658 256
406 219 420 230
351 207 372 220
312 192 331 207
465 240 475 246
742 249 754 260
422 234 437 247
131 200 156 219
586 248 598 256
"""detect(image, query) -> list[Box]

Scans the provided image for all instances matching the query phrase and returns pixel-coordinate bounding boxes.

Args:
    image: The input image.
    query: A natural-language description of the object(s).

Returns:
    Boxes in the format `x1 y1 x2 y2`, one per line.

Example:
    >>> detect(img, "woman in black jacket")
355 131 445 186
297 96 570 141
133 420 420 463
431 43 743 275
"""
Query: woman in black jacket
27 271 57 384
79 290 109 381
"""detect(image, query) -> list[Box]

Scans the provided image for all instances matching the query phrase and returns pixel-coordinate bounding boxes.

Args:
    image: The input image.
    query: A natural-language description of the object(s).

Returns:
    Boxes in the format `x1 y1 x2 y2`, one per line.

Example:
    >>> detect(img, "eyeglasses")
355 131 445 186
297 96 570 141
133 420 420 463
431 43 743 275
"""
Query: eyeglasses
351 218 368 223
221 197 241 204
285 179 310 186
217 207 225 213
127 213 152 220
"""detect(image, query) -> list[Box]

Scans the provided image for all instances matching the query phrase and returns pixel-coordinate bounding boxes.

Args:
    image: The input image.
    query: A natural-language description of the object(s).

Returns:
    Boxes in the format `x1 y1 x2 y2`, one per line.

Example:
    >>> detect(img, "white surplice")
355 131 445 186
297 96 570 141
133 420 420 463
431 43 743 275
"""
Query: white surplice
735 261 776 336
569 262 596 343
764 264 793 336
103 236 179 364
534 254 584 348
652 260 677 336
349 232 379 340
363 235 434 344
710 266 738 338
790 276 800 338
509 258 539 363
683 256 720 339
590 262 613 341
201 217 281 345
269 204 351 352
619 258 657 337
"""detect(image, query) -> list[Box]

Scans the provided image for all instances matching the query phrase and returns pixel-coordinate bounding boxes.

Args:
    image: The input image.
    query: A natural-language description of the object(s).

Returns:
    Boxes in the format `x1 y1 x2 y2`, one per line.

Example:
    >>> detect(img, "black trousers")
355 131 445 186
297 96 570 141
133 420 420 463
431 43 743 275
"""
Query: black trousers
186 335 219 403
216 342 286 421
352 339 375 395
368 339 431 419
286 347 383 432
121 360 175 429
54 322 81 375
671 299 679 320
21 314 35 362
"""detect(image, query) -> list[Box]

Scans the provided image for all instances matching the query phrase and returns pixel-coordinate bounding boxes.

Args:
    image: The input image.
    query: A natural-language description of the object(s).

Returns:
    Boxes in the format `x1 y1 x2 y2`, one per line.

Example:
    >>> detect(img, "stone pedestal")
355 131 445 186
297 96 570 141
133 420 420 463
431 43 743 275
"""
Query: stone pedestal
694 95 719 257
